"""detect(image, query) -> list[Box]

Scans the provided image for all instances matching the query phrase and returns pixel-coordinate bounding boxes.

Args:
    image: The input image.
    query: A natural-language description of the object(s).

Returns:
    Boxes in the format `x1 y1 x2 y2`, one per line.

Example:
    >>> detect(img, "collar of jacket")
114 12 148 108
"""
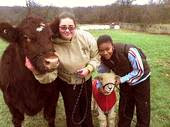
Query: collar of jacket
52 38 70 44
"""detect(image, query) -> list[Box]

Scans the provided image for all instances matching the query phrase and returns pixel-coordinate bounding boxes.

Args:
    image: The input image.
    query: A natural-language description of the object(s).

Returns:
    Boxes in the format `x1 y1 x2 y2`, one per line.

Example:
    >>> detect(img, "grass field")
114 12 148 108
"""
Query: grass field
0 29 170 127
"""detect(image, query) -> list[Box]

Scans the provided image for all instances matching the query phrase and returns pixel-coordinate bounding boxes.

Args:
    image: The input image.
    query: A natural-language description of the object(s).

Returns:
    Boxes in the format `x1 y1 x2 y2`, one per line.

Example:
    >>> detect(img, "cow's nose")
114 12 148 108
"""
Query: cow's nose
44 57 59 69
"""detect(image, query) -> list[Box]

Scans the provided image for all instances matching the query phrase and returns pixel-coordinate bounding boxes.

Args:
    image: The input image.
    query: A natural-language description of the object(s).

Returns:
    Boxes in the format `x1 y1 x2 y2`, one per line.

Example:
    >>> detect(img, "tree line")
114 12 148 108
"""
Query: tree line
0 0 170 25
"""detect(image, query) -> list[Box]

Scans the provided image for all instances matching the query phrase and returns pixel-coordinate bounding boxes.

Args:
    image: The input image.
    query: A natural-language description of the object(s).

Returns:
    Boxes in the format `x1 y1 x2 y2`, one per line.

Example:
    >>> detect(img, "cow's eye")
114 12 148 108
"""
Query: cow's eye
24 35 31 42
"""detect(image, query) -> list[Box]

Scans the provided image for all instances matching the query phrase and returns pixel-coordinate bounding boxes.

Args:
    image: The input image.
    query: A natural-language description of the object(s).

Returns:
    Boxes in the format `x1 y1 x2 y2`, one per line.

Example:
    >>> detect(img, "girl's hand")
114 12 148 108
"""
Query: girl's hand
115 76 121 86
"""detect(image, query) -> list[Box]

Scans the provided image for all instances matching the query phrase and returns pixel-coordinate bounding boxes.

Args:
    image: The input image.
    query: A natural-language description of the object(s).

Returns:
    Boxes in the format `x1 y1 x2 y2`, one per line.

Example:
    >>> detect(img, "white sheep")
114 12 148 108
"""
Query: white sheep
92 73 119 127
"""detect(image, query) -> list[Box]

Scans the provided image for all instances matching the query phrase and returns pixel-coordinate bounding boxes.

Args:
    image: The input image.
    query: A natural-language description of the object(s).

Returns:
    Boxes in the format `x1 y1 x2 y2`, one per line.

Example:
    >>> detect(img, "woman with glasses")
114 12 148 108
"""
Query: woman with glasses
25 11 100 127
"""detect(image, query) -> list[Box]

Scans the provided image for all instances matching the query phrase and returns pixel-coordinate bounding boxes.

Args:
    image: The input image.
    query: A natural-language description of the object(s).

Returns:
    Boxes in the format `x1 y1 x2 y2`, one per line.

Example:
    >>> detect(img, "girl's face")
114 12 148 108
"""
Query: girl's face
98 42 113 60
59 18 76 40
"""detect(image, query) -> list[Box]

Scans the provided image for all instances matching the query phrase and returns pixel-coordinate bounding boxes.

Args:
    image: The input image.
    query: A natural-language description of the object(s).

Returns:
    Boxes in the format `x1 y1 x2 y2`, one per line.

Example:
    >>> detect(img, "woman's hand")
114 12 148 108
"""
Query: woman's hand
25 57 39 75
76 68 90 78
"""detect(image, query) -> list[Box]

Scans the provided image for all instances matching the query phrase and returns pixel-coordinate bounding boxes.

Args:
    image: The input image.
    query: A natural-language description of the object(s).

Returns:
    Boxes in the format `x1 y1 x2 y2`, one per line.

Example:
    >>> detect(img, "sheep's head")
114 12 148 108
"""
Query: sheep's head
94 73 119 95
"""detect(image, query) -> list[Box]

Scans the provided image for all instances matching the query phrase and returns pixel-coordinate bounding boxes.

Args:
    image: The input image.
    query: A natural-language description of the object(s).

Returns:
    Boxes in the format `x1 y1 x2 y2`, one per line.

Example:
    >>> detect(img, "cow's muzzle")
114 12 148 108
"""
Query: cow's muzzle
44 56 59 70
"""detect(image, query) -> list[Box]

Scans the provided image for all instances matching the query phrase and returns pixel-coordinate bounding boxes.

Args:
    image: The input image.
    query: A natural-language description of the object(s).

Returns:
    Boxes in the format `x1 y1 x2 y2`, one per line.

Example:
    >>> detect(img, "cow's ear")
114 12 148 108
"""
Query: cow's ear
0 22 19 43
49 19 59 38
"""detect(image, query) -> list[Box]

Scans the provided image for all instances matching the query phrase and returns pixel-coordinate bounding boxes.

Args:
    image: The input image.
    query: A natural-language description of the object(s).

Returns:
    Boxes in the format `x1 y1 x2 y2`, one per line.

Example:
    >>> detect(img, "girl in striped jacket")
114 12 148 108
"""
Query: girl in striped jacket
97 35 150 127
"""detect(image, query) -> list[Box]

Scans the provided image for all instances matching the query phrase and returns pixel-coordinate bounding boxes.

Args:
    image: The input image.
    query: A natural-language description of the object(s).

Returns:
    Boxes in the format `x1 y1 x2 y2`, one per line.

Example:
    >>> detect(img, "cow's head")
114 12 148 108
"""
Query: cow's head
0 16 59 74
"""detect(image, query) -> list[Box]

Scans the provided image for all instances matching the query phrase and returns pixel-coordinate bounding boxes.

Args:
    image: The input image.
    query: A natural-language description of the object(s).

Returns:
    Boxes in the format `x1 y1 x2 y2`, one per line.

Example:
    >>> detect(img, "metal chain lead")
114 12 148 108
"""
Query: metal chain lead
71 78 88 125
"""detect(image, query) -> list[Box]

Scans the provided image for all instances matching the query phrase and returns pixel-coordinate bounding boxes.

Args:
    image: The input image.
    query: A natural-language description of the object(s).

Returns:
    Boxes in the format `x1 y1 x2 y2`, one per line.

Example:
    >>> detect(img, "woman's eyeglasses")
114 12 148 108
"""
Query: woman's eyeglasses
59 25 75 31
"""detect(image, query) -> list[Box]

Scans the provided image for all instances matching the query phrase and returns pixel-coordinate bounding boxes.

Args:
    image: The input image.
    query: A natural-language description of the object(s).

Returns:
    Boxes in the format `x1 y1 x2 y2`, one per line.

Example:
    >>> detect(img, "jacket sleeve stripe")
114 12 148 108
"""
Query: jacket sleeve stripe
128 48 144 84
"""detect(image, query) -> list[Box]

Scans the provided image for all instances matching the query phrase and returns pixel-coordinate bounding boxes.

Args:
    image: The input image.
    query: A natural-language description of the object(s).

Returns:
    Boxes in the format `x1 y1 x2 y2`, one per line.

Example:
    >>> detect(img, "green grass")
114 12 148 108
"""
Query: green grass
91 29 170 127
0 29 170 127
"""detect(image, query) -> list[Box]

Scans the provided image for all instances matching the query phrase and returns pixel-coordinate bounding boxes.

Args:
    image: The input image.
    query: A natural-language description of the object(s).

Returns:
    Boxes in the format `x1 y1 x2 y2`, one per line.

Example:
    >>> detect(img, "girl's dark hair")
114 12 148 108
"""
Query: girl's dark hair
97 35 113 47
50 11 76 38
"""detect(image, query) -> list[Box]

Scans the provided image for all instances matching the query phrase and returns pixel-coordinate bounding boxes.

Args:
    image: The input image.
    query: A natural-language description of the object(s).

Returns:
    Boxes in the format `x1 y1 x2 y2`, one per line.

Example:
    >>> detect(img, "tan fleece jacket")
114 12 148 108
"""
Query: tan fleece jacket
34 29 100 84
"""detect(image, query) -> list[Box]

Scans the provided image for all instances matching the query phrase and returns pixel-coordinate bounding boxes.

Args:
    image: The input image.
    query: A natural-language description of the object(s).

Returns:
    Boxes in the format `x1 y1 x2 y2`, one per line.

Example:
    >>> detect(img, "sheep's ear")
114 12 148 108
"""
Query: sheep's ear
94 75 103 81
115 75 120 80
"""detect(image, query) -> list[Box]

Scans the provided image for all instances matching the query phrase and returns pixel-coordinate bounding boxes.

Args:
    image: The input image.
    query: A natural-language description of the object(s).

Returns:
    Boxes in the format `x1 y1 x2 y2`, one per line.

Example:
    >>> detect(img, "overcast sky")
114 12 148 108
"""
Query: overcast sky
0 0 156 7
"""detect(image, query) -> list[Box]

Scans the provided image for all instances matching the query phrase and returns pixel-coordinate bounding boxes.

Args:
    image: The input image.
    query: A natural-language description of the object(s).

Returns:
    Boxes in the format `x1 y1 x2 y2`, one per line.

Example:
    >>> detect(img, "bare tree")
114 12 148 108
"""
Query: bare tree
25 0 41 15
158 0 164 4
116 0 136 6
162 0 170 4
149 0 154 4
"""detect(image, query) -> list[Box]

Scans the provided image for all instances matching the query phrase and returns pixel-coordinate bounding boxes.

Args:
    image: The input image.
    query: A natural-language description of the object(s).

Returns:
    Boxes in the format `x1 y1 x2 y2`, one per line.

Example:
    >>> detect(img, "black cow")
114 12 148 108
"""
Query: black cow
0 16 59 127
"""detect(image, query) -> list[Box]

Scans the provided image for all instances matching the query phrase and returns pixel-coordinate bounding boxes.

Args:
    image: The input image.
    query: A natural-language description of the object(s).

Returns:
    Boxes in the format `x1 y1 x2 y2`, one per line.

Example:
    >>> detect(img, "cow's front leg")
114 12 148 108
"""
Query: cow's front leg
44 99 57 127
43 90 59 127
8 105 24 127
44 103 56 127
